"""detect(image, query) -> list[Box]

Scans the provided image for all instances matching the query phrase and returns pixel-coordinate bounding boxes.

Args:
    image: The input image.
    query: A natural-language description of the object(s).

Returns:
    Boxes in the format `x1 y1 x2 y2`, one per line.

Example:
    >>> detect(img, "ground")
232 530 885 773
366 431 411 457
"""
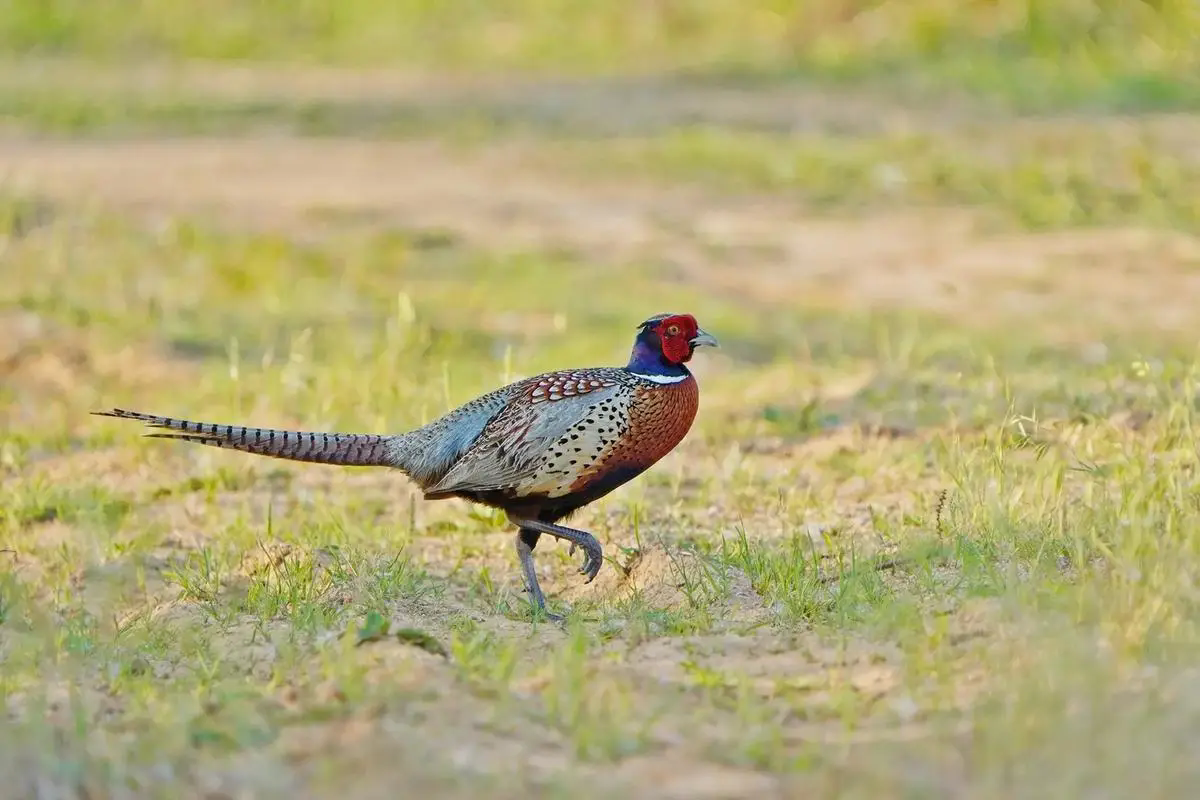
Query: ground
3 3 1200 798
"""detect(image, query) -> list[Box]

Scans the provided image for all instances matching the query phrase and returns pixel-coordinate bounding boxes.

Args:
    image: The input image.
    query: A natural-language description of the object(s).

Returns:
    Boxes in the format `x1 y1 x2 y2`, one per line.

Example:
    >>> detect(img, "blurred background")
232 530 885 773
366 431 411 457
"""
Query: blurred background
3 0 1196 101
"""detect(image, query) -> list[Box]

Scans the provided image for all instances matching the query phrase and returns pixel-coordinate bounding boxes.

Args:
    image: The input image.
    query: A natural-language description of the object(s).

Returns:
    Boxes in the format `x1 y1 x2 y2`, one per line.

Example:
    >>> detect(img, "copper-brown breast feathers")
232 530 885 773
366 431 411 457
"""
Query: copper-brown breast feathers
568 377 699 492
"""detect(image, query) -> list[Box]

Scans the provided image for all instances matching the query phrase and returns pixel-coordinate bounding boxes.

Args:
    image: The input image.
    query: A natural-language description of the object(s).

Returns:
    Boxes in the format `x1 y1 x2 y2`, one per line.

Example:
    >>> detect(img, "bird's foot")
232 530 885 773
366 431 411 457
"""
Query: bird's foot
534 606 565 624
573 536 603 584
522 581 564 622
511 516 604 586
515 528 565 623
563 536 602 582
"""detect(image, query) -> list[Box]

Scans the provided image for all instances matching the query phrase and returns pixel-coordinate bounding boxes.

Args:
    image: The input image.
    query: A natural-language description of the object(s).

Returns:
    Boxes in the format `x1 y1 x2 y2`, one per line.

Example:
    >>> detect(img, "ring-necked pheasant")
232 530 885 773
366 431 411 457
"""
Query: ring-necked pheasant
93 312 717 619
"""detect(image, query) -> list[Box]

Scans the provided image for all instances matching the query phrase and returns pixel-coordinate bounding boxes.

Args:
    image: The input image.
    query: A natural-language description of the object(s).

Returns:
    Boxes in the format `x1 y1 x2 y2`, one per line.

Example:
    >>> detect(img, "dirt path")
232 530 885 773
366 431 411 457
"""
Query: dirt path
0 59 961 136
4 134 1198 340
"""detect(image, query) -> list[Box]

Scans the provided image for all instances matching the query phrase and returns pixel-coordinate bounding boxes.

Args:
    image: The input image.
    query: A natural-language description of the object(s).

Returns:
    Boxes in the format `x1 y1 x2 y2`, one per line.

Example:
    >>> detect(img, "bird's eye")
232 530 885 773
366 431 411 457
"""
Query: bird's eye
665 324 680 336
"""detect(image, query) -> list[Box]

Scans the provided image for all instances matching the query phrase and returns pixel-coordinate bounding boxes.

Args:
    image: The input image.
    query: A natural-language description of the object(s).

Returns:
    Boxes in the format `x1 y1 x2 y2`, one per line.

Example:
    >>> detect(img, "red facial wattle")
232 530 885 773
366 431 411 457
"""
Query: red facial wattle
656 315 700 364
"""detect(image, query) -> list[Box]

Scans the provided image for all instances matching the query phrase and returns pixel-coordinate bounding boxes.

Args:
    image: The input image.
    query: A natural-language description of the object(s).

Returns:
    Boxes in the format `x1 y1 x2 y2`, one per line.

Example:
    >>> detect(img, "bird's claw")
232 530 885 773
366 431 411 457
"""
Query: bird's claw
577 544 602 584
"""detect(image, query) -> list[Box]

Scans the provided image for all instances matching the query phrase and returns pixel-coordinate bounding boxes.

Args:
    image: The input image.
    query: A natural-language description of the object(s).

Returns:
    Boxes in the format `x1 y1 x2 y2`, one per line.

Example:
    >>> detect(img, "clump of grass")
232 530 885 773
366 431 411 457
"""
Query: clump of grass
537 624 656 760
0 482 131 531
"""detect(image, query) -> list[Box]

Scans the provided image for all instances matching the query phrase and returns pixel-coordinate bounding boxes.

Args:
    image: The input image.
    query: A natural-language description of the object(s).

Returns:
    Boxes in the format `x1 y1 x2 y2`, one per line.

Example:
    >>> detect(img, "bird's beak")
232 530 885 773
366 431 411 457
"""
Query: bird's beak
689 329 719 349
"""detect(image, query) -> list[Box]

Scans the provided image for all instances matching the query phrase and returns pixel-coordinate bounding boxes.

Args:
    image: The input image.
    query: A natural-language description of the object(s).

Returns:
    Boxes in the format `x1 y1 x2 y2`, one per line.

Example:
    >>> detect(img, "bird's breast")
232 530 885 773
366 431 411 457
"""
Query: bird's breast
566 376 699 493
508 376 700 501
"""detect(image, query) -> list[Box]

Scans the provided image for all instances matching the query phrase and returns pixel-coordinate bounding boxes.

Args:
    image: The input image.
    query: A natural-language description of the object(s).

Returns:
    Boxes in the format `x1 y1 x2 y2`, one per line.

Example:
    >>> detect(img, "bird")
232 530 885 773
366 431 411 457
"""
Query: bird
93 312 718 620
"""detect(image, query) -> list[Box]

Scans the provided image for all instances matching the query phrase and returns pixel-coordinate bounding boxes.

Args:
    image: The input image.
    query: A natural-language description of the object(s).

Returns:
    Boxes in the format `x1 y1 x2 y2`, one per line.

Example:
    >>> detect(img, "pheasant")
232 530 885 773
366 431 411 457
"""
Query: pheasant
93 312 717 620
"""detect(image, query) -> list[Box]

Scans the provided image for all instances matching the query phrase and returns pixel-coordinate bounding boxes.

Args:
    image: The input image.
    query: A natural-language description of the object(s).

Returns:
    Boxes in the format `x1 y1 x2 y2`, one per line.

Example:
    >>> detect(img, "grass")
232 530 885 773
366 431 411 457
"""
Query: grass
589 126 1200 232
3 2 1200 796
5 180 1200 794
1 1 1198 111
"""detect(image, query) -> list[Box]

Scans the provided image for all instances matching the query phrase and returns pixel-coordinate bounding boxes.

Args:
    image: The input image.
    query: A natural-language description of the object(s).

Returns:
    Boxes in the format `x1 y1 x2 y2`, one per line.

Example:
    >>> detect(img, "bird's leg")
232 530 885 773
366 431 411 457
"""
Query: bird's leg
515 528 562 621
507 515 603 584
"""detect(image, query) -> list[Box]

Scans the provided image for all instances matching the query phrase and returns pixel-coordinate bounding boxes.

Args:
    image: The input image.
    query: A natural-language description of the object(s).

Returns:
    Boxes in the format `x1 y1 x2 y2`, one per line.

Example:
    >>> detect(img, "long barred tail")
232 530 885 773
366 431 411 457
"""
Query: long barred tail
91 408 397 467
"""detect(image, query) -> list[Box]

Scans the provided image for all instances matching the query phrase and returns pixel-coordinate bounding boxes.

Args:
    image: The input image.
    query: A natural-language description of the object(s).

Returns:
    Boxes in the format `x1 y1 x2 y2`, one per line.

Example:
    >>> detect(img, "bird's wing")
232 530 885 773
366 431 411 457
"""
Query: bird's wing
423 375 628 497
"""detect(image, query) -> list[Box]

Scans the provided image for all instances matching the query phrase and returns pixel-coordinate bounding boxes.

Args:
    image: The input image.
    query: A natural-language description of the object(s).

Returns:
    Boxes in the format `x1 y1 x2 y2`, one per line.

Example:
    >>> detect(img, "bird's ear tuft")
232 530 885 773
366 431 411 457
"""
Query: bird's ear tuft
638 312 675 329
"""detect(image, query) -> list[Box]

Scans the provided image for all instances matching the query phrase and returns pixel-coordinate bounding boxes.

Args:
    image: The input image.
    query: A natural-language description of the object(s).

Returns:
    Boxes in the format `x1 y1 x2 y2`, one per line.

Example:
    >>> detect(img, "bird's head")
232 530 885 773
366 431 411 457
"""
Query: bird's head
632 312 719 368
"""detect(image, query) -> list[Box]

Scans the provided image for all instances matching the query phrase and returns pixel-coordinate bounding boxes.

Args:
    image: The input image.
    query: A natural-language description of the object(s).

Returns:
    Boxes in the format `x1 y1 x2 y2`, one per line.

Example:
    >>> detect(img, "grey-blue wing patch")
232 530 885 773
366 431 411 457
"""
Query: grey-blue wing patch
390 384 518 487
423 384 623 496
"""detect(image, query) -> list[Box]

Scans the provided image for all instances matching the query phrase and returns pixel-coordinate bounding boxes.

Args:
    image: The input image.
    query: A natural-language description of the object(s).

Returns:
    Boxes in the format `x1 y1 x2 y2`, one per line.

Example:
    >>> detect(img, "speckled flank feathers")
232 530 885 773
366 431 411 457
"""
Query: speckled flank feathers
93 312 718 621
573 375 700 494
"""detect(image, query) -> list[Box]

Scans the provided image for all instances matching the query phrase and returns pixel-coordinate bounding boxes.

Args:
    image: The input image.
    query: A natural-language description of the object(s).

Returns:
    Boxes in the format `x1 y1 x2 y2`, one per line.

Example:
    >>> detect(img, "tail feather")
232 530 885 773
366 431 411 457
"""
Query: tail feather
92 408 397 468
